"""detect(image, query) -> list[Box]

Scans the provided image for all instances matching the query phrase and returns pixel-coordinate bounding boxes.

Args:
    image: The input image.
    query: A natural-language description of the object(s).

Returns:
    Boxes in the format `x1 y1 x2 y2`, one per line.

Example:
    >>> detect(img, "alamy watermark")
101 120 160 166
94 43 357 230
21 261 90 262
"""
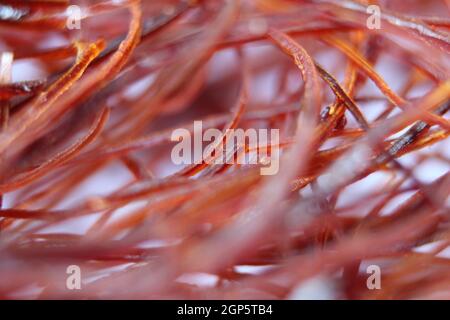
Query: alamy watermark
366 264 381 290
65 4 381 31
171 121 280 176
66 5 82 30
366 5 381 30
66 265 82 290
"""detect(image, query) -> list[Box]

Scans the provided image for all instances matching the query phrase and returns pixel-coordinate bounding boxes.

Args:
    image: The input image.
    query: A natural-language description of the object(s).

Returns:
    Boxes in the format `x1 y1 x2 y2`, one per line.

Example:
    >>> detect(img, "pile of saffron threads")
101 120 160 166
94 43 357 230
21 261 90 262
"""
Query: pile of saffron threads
0 0 449 299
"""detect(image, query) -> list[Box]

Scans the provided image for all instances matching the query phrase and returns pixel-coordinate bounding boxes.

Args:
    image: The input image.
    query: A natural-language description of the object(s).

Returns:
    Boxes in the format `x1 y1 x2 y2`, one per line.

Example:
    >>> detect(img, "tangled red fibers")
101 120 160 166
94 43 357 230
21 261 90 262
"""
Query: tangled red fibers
0 0 449 299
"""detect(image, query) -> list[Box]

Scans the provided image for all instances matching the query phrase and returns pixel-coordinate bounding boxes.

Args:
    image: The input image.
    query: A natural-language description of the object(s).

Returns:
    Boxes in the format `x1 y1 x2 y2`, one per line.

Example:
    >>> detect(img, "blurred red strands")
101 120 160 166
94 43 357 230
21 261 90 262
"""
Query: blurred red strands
0 0 448 299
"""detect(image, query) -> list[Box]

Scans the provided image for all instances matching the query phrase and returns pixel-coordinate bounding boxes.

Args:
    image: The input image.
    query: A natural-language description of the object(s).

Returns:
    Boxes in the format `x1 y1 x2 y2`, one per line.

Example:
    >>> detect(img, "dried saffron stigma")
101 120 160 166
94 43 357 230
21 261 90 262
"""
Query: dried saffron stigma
0 0 448 301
